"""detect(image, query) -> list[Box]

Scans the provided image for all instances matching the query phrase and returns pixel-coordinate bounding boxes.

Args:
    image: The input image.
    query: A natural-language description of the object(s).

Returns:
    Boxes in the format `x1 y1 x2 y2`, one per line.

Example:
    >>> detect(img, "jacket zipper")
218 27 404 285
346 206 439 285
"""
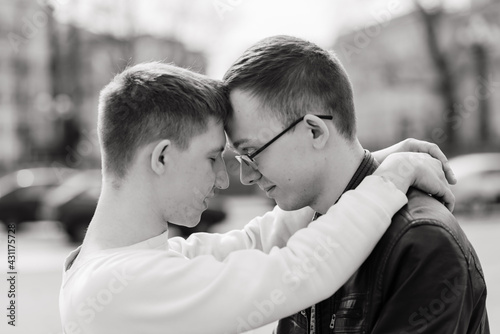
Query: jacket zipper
329 314 336 329
330 293 337 331
300 309 309 332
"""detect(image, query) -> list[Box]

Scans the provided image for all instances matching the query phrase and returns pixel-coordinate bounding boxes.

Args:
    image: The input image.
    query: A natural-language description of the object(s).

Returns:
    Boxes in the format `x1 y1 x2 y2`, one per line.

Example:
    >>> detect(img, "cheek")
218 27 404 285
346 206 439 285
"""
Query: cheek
172 163 203 197
189 163 216 192
275 163 316 198
267 159 302 185
259 152 295 180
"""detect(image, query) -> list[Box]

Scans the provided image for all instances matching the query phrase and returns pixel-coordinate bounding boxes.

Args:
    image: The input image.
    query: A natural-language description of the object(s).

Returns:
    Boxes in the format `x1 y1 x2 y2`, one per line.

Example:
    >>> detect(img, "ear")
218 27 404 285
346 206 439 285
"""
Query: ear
303 114 330 149
151 139 171 175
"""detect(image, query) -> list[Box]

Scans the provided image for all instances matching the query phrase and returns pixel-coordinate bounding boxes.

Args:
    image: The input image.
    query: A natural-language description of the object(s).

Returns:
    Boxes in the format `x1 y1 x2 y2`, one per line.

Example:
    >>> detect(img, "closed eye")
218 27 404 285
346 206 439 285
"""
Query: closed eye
241 147 257 155
209 152 223 162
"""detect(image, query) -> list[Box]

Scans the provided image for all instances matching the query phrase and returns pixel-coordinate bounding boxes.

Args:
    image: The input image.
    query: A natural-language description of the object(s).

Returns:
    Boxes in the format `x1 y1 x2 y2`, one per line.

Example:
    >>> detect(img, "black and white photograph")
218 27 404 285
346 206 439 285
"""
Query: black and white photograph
0 0 498 333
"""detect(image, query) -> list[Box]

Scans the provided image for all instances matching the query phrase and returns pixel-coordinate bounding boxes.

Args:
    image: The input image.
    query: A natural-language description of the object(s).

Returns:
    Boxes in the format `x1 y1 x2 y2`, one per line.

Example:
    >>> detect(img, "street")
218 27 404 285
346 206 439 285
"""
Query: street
0 199 498 334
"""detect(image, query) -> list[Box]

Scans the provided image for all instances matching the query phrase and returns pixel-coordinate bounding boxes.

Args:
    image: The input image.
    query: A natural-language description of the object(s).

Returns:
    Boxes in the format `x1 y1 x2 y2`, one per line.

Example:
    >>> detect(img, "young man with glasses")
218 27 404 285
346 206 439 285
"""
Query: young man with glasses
224 35 489 333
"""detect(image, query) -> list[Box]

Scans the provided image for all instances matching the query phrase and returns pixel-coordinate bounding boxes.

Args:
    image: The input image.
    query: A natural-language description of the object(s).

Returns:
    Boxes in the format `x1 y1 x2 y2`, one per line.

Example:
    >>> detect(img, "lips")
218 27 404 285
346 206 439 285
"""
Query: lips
263 185 276 197
203 191 215 207
260 184 276 192
205 193 215 200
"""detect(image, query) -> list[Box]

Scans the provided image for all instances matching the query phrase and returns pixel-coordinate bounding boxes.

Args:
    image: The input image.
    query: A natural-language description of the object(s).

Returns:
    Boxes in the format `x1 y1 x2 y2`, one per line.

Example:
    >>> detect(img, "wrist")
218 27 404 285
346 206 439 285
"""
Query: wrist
379 174 409 194
371 148 388 164
373 154 412 194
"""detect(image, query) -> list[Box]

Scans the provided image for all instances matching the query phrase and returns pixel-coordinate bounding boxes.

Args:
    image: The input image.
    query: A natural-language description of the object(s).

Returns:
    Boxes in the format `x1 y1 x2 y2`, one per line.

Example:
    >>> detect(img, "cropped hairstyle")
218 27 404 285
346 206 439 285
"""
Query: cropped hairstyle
98 62 230 181
223 35 356 140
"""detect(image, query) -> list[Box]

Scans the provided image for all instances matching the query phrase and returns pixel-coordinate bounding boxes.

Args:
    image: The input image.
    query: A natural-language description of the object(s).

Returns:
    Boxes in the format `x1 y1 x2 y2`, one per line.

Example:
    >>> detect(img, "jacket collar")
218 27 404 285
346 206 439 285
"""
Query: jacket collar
342 150 379 193
314 150 378 220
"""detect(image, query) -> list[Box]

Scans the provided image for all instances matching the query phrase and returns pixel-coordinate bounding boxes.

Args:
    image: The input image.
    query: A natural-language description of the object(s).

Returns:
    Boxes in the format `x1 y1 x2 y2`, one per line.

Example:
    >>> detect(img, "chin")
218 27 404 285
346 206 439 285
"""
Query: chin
187 209 206 227
185 218 202 228
275 197 306 212
168 210 204 228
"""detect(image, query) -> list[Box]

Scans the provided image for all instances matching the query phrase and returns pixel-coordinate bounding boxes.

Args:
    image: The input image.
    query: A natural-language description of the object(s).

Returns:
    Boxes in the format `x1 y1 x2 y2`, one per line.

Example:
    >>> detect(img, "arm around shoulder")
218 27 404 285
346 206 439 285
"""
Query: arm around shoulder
61 174 408 334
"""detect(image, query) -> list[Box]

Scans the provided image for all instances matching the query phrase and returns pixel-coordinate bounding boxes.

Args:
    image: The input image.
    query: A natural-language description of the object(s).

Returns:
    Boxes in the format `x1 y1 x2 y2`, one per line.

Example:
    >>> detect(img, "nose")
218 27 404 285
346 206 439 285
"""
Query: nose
240 161 261 185
215 157 230 190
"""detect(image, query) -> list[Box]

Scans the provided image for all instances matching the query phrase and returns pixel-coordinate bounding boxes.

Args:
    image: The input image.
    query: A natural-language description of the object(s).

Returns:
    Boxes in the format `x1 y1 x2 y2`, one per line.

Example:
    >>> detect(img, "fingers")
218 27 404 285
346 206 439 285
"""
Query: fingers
426 142 457 185
434 181 456 212
420 153 456 212
442 188 456 212
442 161 457 185
404 152 455 211
377 151 457 212
407 139 457 185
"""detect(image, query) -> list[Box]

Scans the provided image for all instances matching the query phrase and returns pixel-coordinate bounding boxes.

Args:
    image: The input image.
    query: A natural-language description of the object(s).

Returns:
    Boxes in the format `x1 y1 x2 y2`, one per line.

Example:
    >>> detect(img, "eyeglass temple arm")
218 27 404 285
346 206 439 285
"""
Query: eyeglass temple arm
248 115 333 159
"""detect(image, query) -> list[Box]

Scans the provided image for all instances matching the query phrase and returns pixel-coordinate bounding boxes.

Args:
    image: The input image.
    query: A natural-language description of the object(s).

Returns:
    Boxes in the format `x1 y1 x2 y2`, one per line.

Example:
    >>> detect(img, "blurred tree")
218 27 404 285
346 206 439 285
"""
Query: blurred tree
47 3 84 163
472 43 491 144
415 0 459 149
47 5 61 99
13 0 33 163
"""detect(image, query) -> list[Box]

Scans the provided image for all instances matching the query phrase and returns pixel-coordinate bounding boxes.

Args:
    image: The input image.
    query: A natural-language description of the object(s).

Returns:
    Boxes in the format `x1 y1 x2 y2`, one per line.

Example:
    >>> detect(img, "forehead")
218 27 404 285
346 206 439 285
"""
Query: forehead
189 117 226 151
227 89 282 148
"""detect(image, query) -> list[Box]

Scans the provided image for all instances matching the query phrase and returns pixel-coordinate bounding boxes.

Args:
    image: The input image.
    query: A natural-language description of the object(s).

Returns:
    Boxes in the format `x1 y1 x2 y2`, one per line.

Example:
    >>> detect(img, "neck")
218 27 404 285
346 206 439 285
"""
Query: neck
311 140 365 215
82 177 167 252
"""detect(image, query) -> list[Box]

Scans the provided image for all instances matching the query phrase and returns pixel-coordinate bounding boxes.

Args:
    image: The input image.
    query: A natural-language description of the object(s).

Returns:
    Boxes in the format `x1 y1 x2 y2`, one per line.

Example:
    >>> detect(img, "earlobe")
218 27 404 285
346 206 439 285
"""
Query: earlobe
303 114 330 149
151 139 171 175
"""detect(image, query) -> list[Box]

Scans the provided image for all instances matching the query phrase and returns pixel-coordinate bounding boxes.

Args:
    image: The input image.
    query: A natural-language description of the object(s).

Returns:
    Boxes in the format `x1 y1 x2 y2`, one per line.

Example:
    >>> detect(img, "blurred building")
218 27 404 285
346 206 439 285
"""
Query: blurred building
333 1 500 154
0 0 206 172
0 0 51 170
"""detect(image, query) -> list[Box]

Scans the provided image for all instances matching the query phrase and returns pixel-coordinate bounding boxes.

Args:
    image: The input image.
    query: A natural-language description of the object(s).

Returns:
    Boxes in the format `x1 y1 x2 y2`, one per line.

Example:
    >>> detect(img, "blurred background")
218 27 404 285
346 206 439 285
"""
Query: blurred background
0 0 499 333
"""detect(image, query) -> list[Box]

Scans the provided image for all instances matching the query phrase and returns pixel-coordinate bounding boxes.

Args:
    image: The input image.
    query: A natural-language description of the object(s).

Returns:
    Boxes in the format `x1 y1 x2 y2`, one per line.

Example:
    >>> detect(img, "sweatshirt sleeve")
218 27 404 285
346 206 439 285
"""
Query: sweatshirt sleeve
169 175 405 260
61 175 407 334
168 205 316 260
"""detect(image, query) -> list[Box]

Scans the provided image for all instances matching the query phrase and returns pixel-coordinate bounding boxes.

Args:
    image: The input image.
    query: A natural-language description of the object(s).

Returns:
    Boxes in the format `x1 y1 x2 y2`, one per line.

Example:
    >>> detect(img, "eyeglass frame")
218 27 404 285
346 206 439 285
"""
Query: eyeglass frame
234 114 334 170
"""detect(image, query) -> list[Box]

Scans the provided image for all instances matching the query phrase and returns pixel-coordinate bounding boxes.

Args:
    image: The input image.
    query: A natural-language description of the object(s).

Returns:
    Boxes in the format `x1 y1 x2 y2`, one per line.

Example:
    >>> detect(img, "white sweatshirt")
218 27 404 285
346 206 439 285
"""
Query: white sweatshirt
59 175 407 334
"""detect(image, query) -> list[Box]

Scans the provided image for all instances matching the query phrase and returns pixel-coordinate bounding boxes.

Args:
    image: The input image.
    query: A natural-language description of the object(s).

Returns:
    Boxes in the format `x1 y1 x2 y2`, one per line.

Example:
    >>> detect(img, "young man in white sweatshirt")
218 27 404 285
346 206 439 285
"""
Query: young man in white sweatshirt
59 62 454 334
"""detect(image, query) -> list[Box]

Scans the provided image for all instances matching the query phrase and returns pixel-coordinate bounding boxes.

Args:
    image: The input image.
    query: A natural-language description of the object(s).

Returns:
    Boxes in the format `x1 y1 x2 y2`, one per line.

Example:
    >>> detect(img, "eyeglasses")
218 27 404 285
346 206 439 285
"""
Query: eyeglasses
234 115 334 170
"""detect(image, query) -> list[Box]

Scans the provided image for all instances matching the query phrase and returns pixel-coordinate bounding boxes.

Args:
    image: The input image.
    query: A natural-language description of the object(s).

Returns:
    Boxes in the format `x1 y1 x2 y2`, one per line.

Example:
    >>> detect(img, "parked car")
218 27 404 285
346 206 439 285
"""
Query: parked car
449 153 500 213
39 169 228 243
38 169 102 242
0 167 76 228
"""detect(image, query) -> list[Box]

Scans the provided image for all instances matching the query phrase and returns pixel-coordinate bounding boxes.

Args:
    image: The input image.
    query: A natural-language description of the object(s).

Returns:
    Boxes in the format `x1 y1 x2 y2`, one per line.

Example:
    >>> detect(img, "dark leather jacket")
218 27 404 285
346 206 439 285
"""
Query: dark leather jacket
276 151 489 334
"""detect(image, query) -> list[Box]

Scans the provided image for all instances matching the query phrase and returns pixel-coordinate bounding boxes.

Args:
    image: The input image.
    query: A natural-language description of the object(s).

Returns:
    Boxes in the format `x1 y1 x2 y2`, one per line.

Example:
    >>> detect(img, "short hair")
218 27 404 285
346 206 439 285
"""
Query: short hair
97 62 230 181
223 35 356 140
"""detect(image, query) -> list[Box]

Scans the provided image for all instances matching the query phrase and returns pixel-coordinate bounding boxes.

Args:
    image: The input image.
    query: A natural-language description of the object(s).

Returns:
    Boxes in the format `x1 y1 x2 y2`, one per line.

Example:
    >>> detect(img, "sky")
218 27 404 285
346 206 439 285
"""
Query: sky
53 0 473 78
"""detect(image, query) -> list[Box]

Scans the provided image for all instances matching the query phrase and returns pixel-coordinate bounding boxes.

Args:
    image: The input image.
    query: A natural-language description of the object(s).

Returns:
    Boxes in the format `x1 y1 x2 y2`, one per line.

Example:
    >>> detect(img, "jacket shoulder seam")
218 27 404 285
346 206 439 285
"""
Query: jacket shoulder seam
376 218 470 294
